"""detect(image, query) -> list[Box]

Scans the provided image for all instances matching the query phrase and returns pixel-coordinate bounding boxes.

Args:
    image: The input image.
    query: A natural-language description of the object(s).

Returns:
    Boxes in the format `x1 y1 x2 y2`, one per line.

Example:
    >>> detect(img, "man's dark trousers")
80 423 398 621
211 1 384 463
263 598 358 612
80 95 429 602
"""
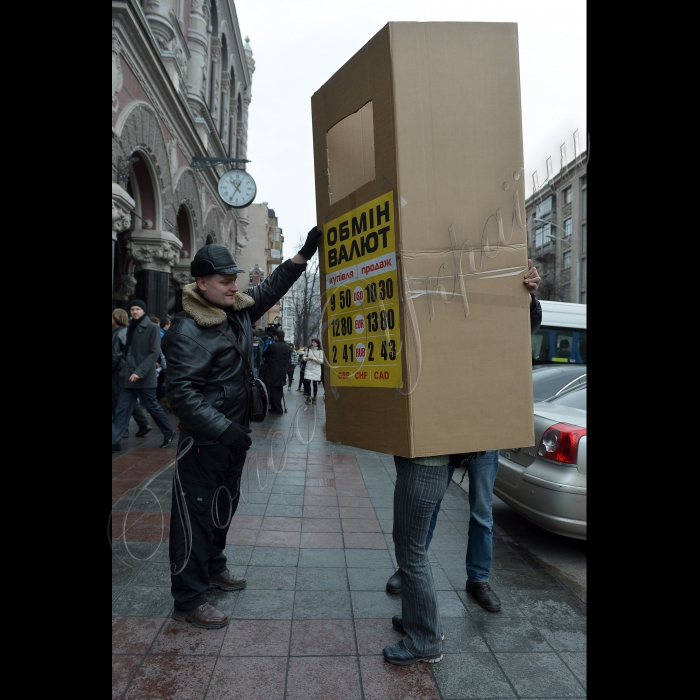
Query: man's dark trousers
269 385 284 412
169 441 246 611
112 387 173 445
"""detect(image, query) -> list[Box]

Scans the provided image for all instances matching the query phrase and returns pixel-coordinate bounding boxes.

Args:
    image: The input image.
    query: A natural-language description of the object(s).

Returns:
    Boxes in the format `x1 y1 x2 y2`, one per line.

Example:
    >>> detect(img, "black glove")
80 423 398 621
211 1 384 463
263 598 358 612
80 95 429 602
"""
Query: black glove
298 226 323 260
219 423 253 455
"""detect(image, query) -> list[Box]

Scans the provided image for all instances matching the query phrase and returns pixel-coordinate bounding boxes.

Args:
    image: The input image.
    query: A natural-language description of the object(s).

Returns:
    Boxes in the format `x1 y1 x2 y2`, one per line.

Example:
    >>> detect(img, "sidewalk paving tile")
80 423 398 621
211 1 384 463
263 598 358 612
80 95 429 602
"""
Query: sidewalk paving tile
113 586 175 618
341 518 382 532
347 567 397 591
285 656 362 700
112 616 164 654
301 517 341 532
150 618 227 655
474 616 553 652
303 495 338 506
249 546 300 567
244 566 297 590
343 532 388 549
354 618 403 655
124 654 216 699
351 591 402 619
261 516 302 531
300 532 344 548
560 652 587 689
255 530 301 548
494 652 585 697
298 548 345 568
358 656 441 699
232 590 295 619
293 590 352 619
112 655 142 699
432 652 516 698
294 567 348 590
220 620 291 656
289 619 356 655
345 549 393 568
206 656 287 700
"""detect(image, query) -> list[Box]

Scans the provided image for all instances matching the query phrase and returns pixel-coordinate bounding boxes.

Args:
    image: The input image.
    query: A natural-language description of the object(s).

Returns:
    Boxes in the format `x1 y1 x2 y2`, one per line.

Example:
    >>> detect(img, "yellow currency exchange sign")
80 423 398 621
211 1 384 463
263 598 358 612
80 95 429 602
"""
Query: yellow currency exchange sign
324 192 403 388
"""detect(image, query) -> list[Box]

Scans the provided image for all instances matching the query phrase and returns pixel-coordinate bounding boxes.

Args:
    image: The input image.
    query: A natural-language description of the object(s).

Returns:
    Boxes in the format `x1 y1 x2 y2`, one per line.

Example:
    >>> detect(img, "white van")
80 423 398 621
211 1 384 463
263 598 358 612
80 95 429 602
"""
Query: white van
532 300 586 365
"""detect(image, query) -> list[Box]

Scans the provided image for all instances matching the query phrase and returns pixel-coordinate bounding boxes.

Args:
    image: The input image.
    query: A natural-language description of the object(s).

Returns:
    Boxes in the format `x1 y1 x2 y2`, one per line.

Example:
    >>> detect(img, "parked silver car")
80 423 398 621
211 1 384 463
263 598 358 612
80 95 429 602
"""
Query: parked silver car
495 384 586 540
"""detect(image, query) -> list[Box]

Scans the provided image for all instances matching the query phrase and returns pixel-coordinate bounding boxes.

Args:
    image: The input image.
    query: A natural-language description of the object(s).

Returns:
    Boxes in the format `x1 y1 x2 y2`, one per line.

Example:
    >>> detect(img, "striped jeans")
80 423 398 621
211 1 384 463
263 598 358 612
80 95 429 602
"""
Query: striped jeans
392 456 451 657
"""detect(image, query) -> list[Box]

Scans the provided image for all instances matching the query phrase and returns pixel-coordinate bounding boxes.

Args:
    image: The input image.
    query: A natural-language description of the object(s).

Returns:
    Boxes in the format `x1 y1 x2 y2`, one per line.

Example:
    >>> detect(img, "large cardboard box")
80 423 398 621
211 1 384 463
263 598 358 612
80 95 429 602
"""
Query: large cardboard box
311 22 534 457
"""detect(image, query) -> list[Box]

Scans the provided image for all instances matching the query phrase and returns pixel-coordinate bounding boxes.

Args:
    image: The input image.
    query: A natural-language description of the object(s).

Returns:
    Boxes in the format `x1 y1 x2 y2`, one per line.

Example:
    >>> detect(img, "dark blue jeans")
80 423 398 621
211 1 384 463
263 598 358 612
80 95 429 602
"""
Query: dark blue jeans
112 387 174 446
424 450 499 582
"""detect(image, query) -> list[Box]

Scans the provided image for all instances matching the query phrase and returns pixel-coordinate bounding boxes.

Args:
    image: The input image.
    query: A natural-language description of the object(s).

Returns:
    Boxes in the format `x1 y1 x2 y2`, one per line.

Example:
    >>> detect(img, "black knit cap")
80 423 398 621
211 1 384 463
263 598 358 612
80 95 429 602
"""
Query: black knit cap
128 299 147 313
191 244 244 276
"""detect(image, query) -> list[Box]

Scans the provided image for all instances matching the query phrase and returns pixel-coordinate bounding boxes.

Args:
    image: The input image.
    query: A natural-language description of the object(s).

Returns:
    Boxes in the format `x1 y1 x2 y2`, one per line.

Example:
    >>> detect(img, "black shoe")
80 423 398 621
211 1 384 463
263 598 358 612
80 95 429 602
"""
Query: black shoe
112 444 121 453
160 433 175 449
135 426 152 437
392 616 444 640
465 580 502 612
386 568 402 594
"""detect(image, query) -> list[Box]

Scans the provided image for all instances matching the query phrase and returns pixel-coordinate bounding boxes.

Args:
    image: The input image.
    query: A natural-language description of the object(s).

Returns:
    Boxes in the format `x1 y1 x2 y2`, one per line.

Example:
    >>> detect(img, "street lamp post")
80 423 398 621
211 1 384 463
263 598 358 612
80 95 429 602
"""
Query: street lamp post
532 217 579 303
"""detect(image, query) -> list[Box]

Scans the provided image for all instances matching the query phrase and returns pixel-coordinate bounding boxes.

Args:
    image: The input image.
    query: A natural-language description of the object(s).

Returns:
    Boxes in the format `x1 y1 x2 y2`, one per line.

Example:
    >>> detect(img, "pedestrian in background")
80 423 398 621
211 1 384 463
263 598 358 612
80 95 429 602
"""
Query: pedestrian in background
111 300 175 452
263 329 291 414
302 338 323 405
296 347 306 391
112 308 151 437
287 343 297 391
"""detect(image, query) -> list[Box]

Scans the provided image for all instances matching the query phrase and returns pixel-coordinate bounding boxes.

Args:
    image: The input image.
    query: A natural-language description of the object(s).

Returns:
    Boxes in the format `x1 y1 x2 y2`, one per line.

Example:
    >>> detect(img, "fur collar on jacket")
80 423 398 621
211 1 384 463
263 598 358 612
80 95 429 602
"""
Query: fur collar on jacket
182 283 254 327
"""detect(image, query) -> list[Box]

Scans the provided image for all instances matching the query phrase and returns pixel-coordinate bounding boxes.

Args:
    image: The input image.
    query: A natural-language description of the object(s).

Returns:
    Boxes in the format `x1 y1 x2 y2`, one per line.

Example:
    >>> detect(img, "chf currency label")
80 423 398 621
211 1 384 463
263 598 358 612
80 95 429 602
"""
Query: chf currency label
324 192 402 388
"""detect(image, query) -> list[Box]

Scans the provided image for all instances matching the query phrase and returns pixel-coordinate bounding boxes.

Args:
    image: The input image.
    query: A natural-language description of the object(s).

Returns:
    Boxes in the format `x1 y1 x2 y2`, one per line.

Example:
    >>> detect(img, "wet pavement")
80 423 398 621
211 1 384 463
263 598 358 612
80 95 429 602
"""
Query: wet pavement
112 389 586 699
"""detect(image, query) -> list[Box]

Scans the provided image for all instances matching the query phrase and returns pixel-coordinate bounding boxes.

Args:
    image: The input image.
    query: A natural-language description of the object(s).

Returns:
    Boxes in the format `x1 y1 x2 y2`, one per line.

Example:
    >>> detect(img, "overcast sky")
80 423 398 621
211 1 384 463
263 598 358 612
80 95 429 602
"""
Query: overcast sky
233 0 586 251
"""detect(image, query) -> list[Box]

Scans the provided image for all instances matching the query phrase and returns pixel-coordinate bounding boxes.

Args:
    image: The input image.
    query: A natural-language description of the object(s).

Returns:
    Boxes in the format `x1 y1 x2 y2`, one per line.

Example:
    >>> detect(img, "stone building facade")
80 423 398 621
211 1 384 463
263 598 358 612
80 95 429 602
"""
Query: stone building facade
264 207 284 327
112 1 255 319
524 150 587 304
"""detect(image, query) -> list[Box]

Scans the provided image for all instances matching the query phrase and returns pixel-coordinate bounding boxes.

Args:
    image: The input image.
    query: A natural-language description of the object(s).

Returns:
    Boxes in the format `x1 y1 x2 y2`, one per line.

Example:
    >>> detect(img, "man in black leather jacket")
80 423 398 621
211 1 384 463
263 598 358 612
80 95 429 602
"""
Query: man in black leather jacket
163 230 322 629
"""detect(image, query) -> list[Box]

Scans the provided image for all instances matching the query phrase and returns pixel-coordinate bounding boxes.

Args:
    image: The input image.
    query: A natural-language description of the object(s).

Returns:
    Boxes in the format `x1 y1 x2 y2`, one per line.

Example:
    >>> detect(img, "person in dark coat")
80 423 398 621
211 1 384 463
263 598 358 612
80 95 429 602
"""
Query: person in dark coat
163 230 321 630
112 308 151 436
111 300 176 452
263 330 291 414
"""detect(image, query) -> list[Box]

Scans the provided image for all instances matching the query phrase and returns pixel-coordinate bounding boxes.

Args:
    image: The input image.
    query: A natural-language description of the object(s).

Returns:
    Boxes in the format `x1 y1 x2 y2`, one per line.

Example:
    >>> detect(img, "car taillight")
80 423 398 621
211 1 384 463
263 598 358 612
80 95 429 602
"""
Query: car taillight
537 423 586 464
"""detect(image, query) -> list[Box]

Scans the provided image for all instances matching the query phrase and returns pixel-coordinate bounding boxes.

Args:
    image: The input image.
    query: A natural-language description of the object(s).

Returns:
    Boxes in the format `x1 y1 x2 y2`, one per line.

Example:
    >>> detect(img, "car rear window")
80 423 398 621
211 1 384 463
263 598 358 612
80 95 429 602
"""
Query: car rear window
547 387 587 410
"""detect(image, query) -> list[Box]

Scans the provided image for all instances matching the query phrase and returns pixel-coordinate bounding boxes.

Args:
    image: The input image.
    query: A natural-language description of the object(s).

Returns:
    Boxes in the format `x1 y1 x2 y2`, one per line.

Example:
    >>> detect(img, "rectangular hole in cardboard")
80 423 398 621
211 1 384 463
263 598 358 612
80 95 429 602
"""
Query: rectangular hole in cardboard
326 101 375 205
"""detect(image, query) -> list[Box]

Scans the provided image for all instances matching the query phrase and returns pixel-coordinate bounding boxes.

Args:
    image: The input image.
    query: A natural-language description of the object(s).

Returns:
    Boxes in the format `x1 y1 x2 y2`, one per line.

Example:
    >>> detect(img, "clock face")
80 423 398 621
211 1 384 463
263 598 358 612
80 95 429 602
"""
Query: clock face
218 169 257 208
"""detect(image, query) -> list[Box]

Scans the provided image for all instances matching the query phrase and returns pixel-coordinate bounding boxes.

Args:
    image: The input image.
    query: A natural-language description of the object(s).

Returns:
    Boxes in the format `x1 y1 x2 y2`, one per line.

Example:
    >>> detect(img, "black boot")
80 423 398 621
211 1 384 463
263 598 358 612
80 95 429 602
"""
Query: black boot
465 580 501 612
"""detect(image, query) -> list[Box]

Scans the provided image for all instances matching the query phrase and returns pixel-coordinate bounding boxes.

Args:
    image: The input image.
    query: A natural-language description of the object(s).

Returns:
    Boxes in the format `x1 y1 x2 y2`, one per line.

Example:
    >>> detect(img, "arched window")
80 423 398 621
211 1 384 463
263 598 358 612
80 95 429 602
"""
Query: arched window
206 233 214 245
129 151 157 229
176 205 192 257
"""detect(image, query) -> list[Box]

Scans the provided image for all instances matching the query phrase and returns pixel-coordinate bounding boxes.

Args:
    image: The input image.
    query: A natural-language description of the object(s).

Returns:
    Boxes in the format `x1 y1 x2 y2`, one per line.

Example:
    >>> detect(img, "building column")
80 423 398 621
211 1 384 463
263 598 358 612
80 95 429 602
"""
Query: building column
171 263 194 316
112 182 135 306
185 0 209 116
126 229 183 320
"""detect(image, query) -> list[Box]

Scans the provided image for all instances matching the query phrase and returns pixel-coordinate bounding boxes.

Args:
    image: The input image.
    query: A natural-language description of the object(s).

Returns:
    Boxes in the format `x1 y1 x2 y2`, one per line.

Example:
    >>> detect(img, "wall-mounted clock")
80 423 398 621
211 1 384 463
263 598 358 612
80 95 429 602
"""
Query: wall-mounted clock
218 168 257 208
